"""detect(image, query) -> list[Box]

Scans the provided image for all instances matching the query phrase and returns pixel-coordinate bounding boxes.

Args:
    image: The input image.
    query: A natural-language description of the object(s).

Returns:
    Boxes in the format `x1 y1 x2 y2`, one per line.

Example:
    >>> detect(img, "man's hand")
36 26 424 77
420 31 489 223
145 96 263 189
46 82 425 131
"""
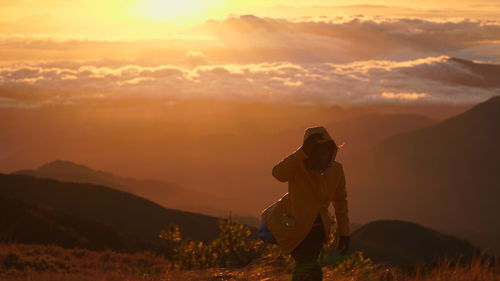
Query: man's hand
338 235 350 255
301 133 323 156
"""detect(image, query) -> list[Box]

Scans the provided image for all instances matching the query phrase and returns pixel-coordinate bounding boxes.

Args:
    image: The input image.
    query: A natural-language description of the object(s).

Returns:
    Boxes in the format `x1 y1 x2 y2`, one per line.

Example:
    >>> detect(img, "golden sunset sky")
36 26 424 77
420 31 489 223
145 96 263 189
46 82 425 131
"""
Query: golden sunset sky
1 0 500 225
1 0 499 39
0 0 499 106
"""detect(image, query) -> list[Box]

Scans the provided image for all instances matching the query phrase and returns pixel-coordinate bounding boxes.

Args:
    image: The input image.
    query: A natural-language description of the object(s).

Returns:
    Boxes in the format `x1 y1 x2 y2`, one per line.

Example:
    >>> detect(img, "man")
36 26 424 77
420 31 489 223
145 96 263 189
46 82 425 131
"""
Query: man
260 126 350 281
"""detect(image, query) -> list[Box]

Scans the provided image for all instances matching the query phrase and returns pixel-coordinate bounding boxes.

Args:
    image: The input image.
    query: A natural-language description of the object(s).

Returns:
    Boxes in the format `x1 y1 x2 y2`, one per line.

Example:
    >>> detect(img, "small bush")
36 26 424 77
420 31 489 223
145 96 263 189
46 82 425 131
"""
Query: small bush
159 217 268 270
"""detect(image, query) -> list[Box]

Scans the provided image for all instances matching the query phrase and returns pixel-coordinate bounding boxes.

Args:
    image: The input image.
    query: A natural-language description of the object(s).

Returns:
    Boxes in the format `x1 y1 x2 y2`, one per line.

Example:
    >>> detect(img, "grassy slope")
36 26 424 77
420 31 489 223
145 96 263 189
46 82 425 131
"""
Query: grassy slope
0 243 497 281
0 196 157 253
0 173 230 244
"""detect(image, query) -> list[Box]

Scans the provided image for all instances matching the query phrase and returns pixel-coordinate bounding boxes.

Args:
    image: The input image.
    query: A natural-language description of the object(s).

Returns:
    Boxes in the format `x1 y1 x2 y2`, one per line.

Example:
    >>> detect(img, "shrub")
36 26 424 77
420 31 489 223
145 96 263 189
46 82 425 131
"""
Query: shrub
159 215 377 273
159 217 269 270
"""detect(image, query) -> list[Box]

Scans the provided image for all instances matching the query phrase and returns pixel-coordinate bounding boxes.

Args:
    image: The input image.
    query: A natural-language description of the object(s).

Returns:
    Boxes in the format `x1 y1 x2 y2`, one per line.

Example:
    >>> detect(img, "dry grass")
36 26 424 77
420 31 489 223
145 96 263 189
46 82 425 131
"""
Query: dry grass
0 243 168 281
1 243 498 281
320 254 499 281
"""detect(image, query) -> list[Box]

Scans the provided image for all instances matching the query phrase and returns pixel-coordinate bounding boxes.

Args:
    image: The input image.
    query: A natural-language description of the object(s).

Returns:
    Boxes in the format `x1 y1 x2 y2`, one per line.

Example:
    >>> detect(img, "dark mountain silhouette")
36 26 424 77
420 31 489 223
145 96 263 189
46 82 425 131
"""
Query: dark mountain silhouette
0 173 254 246
15 160 133 191
325 113 435 156
400 56 500 89
349 95 500 252
455 230 500 257
349 220 480 266
448 57 500 88
0 196 156 252
13 160 255 226
0 97 465 218
273 113 435 162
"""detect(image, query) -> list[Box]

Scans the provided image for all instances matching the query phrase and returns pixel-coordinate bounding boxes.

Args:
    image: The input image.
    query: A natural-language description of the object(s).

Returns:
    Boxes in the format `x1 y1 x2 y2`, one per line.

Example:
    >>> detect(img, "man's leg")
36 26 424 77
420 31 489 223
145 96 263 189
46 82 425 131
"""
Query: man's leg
290 216 325 281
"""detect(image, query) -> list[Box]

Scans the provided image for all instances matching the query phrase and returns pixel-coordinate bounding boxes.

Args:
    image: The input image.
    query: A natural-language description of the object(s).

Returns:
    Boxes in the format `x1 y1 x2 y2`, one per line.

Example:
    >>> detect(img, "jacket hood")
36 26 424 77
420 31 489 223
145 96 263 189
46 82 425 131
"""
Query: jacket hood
303 126 333 143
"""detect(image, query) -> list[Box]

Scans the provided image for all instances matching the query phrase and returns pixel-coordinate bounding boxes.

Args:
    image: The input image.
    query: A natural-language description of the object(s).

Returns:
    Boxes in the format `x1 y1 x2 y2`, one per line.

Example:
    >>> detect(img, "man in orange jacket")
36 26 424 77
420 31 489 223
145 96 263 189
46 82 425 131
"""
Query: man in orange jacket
261 126 350 281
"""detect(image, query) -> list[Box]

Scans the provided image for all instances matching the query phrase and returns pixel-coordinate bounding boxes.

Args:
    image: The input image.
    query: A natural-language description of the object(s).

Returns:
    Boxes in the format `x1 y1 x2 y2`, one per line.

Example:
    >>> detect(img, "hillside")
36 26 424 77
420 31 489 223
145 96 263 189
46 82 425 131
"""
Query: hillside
276 113 435 162
348 95 500 251
0 173 253 245
448 57 500 88
325 113 435 157
349 220 480 266
13 160 257 226
1 243 498 281
0 196 154 252
0 98 466 218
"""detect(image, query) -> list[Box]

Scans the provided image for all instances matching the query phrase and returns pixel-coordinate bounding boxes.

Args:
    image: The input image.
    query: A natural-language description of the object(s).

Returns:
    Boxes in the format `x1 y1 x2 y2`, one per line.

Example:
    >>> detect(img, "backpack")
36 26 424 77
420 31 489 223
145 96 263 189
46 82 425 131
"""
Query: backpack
257 218 278 244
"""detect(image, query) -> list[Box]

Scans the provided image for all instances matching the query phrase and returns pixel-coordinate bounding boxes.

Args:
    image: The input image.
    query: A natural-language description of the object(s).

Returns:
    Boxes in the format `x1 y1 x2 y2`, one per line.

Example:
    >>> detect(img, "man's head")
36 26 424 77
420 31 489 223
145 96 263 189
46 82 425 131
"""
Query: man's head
317 139 337 164
302 127 338 172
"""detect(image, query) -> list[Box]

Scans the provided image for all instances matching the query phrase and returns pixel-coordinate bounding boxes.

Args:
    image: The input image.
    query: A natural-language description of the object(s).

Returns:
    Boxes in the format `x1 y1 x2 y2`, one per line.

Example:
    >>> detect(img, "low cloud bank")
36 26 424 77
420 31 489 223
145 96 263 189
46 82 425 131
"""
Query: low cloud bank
1 55 499 107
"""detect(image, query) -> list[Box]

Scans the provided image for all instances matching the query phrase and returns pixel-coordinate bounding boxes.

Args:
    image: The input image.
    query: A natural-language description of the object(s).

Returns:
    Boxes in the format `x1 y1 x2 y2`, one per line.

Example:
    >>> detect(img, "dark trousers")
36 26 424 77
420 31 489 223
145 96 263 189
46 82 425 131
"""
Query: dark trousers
290 214 325 281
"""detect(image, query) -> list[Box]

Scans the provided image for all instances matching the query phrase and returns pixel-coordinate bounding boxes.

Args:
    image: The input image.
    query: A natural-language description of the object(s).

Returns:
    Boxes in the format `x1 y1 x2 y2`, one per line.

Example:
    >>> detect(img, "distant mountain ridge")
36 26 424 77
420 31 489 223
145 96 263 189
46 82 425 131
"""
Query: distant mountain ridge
15 159 201 196
13 160 257 226
275 112 435 163
349 220 480 266
16 160 134 192
349 95 500 252
0 173 253 247
448 57 500 88
325 112 435 156
0 195 156 252
400 56 500 89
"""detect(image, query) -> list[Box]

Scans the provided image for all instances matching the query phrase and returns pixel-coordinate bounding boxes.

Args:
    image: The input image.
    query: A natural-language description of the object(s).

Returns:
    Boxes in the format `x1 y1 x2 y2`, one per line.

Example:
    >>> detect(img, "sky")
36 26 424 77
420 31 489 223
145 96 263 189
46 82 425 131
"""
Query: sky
0 0 499 107
2 0 500 38
1 0 500 223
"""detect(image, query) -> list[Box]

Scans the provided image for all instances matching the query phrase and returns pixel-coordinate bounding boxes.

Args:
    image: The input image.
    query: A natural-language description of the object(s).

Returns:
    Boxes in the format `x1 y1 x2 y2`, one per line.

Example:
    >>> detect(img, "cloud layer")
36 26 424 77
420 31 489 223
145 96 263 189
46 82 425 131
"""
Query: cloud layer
1 15 499 107
196 15 500 63
1 55 498 107
1 15 500 64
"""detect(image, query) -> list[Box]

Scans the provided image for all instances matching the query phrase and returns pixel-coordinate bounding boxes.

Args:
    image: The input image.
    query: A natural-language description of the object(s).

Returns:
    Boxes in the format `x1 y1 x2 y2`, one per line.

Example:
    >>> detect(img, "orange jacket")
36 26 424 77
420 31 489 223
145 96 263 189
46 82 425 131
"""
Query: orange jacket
260 126 349 255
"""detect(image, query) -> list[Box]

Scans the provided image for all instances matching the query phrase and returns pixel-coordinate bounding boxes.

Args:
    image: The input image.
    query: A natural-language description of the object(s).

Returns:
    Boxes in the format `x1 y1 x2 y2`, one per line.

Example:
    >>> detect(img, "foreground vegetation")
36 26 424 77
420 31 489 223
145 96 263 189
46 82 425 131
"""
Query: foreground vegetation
0 242 498 281
1 217 498 280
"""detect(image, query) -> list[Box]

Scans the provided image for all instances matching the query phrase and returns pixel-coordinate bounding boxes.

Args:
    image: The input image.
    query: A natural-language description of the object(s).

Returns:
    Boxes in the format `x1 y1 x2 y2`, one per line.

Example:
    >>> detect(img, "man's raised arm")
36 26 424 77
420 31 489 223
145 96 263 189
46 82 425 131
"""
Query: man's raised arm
271 147 309 182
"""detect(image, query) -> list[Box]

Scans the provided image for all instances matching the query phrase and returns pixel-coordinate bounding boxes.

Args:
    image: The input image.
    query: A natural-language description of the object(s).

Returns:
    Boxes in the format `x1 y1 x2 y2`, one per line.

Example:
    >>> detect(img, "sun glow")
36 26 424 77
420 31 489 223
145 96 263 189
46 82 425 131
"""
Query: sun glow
130 0 226 25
